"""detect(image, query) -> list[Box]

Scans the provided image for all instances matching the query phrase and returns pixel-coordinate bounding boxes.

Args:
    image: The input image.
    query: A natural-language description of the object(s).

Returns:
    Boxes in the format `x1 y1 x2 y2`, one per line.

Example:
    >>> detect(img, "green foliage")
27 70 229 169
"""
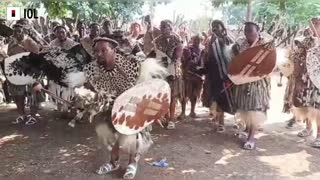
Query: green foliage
105 0 144 27
254 0 320 26
211 0 320 27
43 0 69 18
0 0 147 26
224 4 246 25
211 0 252 7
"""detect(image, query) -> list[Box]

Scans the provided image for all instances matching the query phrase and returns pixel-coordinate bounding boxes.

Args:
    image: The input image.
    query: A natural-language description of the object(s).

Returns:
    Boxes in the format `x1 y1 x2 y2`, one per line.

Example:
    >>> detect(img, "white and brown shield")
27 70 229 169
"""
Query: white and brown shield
227 44 277 85
112 79 170 135
306 45 320 90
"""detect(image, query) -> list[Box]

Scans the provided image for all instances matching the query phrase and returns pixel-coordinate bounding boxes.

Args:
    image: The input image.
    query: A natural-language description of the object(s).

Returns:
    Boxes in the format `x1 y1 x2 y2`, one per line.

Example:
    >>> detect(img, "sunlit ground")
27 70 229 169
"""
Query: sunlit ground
0 74 320 180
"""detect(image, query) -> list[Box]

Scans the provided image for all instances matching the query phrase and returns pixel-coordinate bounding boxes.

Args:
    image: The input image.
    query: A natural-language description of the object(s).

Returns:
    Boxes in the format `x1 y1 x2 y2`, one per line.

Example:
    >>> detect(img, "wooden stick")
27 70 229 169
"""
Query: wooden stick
41 88 72 105
275 30 298 47
187 70 202 80
310 21 320 38
250 38 259 47
73 14 79 33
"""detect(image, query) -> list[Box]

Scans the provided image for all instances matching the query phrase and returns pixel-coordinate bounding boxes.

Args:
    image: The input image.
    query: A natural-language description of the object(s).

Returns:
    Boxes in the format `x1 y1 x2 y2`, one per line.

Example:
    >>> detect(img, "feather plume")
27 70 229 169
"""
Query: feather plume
136 58 168 84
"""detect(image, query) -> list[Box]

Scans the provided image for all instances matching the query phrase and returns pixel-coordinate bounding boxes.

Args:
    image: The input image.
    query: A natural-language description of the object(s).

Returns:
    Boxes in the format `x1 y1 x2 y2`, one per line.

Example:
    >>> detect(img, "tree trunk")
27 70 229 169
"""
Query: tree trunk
246 0 253 22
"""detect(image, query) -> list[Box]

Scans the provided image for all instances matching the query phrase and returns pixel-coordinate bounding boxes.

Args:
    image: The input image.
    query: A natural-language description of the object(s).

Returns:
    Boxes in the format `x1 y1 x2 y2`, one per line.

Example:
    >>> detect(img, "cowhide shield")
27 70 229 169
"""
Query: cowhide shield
306 45 320 89
112 79 170 135
227 44 277 85
4 52 36 85
4 44 90 87
0 24 13 37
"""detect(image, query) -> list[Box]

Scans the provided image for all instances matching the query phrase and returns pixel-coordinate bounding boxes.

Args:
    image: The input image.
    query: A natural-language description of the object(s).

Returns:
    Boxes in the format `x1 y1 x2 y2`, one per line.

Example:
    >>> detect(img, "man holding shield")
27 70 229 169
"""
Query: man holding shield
231 22 272 150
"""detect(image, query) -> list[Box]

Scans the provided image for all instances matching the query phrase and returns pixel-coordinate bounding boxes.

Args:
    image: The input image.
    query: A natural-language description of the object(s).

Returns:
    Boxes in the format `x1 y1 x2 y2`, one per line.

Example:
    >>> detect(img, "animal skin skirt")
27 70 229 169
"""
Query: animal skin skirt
7 81 45 106
168 77 185 100
184 78 202 100
233 77 270 112
94 110 153 155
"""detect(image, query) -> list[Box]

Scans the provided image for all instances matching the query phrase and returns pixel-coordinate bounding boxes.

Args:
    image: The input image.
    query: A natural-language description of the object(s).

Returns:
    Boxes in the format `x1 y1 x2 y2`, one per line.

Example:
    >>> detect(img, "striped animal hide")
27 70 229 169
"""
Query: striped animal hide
68 87 117 128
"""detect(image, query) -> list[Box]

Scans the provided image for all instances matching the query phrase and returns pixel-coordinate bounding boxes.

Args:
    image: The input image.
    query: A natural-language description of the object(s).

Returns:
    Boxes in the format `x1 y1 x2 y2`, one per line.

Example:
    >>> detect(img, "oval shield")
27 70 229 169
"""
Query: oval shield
228 44 277 85
4 52 36 85
112 79 170 135
306 45 320 90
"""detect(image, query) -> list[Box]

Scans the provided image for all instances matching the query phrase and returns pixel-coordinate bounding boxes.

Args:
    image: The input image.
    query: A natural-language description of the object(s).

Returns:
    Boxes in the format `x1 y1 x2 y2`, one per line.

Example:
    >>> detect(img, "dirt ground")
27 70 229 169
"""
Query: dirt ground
1 75 320 180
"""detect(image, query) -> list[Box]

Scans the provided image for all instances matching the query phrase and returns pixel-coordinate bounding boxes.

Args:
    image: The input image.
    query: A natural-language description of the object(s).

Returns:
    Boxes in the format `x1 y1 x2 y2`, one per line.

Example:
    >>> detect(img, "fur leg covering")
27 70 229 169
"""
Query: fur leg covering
209 102 224 123
95 121 153 155
292 107 309 122
95 123 117 151
237 111 267 128
307 107 320 125
209 102 218 119
118 131 153 155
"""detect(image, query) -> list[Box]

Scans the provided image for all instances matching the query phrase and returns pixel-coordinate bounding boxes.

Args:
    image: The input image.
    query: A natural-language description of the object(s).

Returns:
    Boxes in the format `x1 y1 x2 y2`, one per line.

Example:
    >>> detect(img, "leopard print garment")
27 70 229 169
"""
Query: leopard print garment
82 52 154 154
84 52 140 98
292 36 320 108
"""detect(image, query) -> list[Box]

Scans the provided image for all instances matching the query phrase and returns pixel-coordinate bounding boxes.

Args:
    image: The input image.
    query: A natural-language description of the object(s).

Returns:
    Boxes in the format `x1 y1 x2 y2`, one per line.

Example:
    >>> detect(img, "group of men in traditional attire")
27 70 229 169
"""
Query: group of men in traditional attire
1 15 320 179
281 18 320 148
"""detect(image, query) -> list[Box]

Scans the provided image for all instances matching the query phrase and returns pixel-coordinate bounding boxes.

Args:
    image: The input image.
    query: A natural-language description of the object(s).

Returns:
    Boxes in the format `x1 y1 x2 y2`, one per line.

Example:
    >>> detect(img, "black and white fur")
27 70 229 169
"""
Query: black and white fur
4 44 91 87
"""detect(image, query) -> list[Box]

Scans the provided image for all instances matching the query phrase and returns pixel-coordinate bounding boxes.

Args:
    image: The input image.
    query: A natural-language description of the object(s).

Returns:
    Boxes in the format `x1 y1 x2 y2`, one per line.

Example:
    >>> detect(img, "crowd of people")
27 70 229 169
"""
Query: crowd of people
0 16 320 179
